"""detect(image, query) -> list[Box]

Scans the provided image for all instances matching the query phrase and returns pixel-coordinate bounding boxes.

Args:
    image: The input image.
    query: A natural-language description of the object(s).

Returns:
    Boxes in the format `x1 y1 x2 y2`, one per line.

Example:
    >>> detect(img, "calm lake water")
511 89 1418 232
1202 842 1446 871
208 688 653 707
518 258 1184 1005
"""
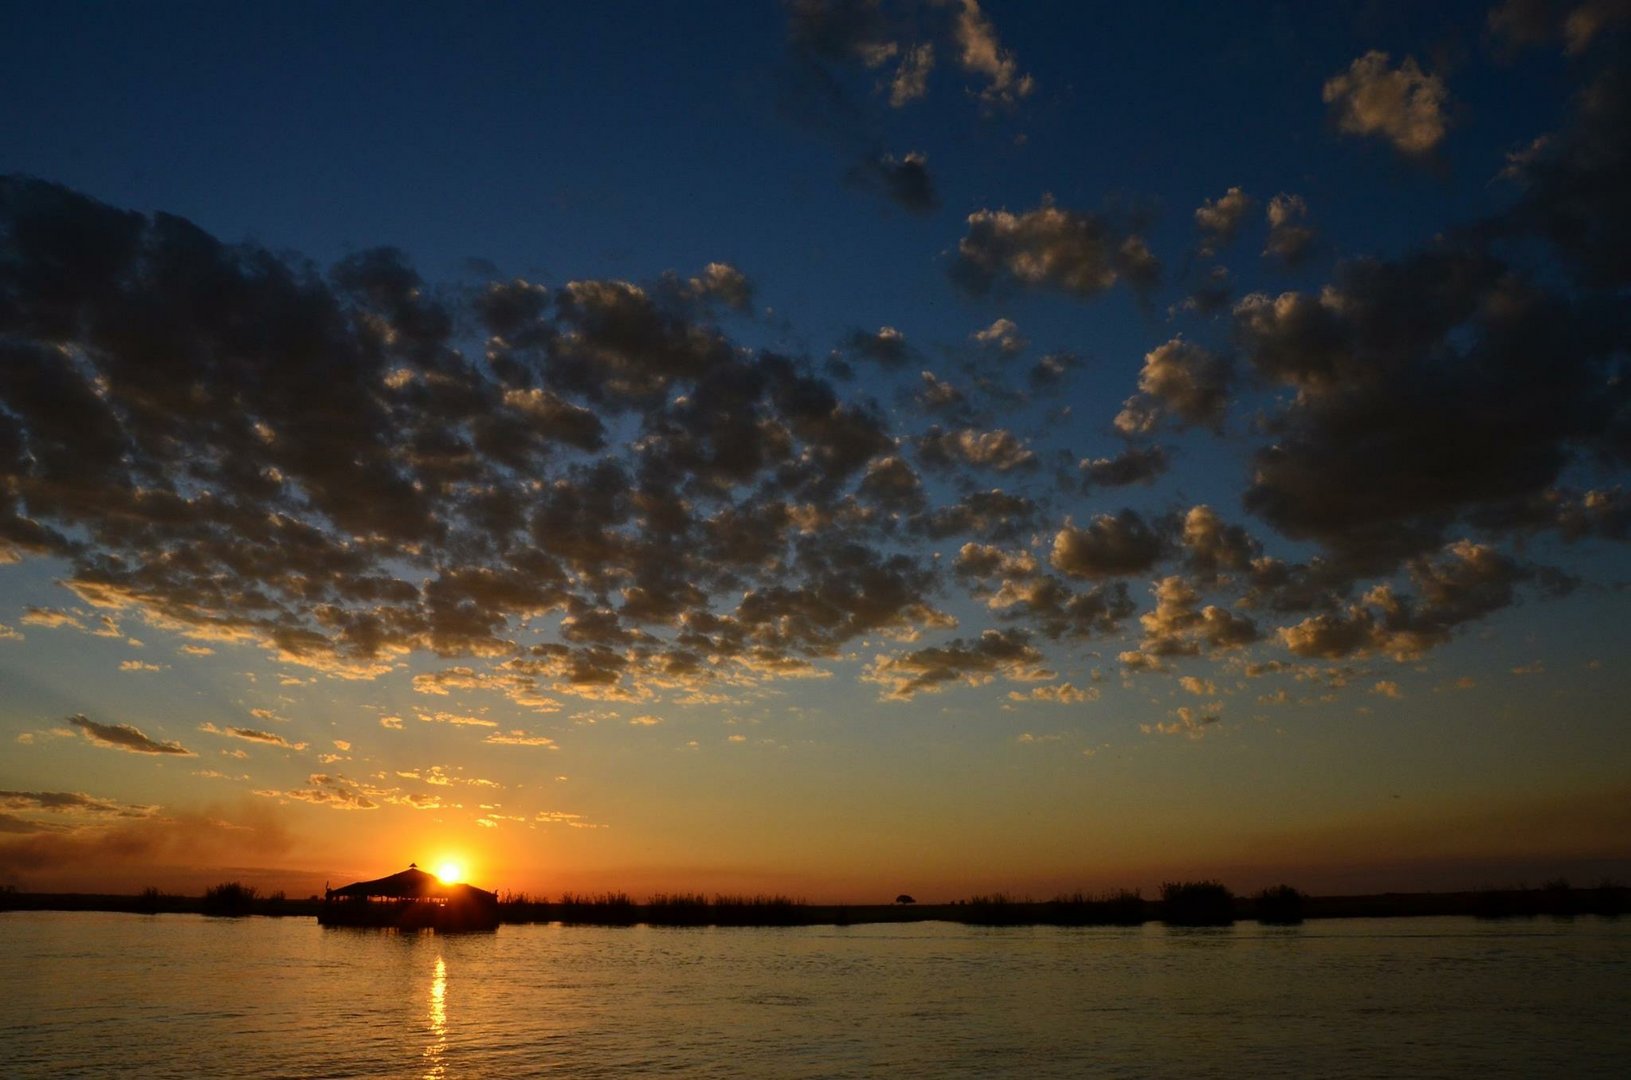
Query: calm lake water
3 912 1627 1078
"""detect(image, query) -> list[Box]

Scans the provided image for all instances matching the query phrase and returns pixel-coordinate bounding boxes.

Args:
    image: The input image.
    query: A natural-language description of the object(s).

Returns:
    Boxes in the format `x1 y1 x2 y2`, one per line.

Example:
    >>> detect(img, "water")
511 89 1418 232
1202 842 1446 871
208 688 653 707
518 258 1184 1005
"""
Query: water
3 913 1627 1078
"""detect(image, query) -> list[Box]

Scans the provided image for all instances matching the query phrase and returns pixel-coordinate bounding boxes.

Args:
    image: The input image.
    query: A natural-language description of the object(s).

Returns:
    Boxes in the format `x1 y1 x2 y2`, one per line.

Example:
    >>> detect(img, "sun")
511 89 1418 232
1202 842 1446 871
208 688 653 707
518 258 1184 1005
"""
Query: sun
434 860 465 885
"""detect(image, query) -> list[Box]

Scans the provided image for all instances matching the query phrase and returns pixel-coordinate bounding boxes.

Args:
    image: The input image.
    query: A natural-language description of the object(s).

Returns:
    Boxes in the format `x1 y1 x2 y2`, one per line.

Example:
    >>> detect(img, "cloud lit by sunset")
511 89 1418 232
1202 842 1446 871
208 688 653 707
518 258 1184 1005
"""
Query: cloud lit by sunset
1 0 1629 904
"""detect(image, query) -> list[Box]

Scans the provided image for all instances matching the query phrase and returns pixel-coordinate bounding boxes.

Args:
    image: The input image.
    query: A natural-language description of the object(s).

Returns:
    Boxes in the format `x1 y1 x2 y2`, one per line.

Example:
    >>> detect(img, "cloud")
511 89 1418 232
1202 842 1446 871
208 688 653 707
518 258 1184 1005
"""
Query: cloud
1008 682 1095 704
984 575 1135 641
1028 352 1080 388
258 774 380 811
534 809 603 828
0 177 954 704
956 548 1132 643
845 325 913 368
851 151 939 212
257 770 461 812
1276 540 1546 661
917 426 1037 472
1114 337 1232 435
1488 0 1631 54
864 627 1050 699
1180 505 1260 584
856 454 927 513
0 790 155 818
916 369 966 412
1119 576 1259 670
1489 0 1565 50
954 541 1038 580
889 42 935 105
21 607 82 630
67 715 194 756
417 710 499 728
1142 705 1220 739
1050 511 1165 579
1183 265 1233 315
679 262 754 312
912 488 1039 541
1560 0 1631 52
785 0 1029 109
1263 193 1318 266
1323 51 1448 156
483 729 559 748
1233 240 1627 575
5 89 1626 724
785 0 898 67
1500 46 1631 288
951 200 1161 299
731 539 952 657
197 723 308 751
1194 186 1252 254
971 317 1028 357
779 2 1012 210
953 0 1034 105
0 804 295 886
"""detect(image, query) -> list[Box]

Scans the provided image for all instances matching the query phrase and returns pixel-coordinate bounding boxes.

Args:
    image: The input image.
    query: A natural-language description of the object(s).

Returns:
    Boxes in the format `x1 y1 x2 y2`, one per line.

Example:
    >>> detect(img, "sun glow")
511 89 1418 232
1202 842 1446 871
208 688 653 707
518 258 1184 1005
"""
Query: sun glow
434 860 465 884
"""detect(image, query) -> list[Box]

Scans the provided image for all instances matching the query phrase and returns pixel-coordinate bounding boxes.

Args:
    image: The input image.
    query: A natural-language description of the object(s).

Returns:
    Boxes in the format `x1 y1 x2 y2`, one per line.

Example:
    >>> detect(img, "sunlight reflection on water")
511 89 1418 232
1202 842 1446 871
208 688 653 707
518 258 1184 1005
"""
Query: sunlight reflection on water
423 953 446 1079
3 913 1629 1078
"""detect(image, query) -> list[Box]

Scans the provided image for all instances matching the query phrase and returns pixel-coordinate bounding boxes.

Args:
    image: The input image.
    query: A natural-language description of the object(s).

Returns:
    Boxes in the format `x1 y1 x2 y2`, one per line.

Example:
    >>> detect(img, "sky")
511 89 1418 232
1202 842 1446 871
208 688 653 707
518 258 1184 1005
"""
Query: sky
2 0 1629 903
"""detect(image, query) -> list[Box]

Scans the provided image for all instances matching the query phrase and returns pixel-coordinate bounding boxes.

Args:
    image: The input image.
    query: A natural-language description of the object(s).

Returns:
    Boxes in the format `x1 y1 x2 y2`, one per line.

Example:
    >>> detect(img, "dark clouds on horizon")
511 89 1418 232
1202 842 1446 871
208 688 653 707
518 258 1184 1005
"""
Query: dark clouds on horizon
1 4 1629 721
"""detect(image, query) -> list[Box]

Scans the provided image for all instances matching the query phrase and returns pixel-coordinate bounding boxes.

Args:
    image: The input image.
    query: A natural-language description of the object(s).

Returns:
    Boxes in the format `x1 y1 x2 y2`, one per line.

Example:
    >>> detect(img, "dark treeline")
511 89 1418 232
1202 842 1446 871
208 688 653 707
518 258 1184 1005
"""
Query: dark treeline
498 892 809 927
3 879 1627 925
0 883 317 918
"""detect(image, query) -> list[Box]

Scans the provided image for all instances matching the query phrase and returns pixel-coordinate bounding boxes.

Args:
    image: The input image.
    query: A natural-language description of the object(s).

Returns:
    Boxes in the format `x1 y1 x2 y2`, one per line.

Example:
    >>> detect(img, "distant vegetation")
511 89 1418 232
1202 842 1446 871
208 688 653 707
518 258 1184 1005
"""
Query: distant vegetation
3 879 1626 925
960 890 1150 926
200 882 293 918
1159 881 1236 926
1252 884 1306 925
497 891 806 927
1474 878 1628 919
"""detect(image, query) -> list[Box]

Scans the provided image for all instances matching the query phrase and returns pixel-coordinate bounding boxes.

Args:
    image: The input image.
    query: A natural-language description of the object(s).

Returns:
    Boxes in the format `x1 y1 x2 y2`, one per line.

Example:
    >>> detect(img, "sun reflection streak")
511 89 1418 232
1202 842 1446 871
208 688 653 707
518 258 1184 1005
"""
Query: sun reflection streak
423 953 447 1079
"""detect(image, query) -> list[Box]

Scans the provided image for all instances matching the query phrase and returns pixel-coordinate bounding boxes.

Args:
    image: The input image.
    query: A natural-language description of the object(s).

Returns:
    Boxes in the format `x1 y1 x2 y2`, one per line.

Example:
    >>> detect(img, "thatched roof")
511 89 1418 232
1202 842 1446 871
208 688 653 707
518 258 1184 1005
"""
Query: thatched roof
327 864 495 902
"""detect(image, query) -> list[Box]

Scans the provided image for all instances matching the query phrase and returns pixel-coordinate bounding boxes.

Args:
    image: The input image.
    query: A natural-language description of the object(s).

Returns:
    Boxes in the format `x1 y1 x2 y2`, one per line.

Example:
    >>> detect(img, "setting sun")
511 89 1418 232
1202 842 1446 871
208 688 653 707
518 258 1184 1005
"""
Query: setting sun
434 861 464 885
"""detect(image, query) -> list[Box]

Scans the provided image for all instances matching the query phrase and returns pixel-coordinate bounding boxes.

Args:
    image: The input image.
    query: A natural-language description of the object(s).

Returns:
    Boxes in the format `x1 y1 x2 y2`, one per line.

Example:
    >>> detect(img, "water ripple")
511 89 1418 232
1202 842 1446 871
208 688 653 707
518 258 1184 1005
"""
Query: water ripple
3 914 1630 1078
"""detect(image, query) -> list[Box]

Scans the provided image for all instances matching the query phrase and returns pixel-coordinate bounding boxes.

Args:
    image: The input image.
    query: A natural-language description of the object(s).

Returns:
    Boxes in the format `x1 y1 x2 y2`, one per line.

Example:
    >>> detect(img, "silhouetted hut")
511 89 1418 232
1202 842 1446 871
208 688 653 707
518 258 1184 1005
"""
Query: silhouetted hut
320 863 500 931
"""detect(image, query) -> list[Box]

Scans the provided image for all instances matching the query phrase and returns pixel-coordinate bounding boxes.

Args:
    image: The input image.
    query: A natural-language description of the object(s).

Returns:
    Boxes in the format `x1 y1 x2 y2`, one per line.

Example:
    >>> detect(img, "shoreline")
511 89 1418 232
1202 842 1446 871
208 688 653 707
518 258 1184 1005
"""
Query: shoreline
3 885 1626 926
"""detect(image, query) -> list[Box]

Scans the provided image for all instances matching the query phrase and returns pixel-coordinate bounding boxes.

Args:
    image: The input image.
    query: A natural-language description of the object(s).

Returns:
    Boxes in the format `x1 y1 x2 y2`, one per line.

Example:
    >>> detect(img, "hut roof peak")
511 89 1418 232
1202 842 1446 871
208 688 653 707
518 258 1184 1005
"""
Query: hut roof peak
326 864 494 902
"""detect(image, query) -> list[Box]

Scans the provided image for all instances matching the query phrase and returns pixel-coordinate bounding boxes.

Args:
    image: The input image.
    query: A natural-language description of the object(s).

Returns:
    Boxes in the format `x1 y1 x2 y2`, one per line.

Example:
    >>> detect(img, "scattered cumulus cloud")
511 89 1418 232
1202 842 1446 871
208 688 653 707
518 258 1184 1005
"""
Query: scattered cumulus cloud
951 199 1160 299
197 723 308 751
1263 194 1318 266
67 715 193 756
1194 187 1253 256
1323 51 1448 156
483 729 559 748
1114 337 1232 435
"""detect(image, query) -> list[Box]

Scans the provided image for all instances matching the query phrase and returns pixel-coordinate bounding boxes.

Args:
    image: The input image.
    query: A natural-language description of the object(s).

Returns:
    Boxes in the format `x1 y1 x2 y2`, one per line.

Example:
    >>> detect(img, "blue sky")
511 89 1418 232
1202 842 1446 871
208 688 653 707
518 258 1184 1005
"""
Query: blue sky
2 1 1628 900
